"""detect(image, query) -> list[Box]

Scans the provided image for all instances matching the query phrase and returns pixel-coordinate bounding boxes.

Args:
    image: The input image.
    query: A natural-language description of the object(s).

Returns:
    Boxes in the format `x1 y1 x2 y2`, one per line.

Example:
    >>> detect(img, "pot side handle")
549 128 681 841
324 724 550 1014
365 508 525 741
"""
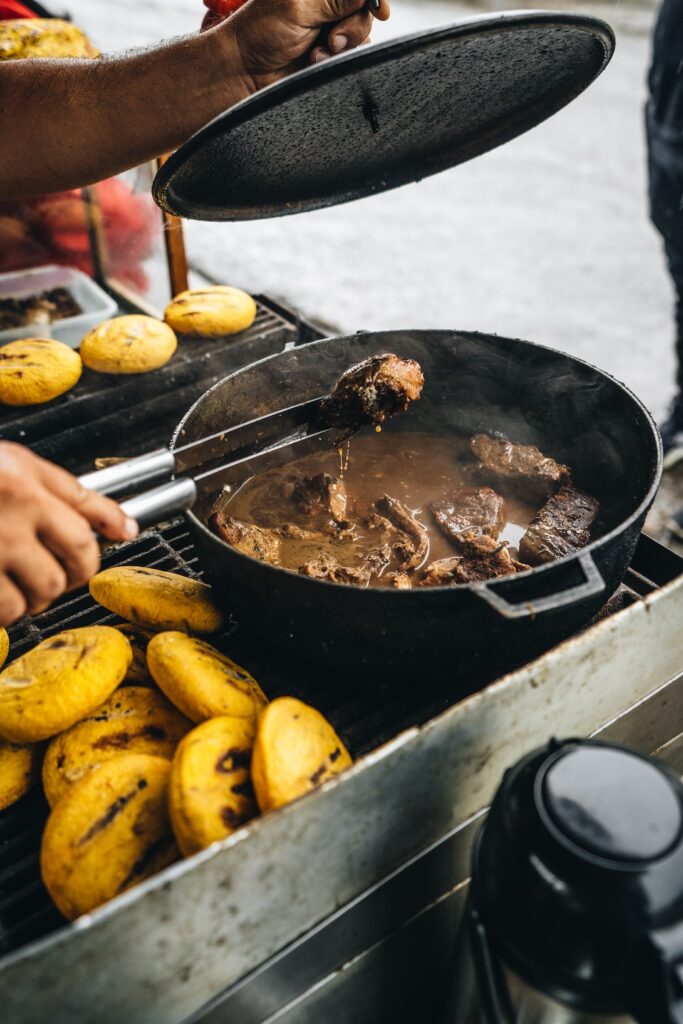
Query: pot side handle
472 551 605 620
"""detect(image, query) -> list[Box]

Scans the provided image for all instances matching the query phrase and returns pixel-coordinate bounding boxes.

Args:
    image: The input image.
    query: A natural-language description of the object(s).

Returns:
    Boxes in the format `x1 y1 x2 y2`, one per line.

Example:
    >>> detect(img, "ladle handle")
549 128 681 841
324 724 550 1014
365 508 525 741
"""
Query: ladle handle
119 478 197 529
473 551 605 620
79 449 176 498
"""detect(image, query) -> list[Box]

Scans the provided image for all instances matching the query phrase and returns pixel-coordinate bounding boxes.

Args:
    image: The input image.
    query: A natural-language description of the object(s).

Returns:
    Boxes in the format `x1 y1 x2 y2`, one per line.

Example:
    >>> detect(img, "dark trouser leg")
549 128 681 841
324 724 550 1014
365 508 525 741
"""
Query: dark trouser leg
663 242 683 393
648 128 683 394
646 0 683 397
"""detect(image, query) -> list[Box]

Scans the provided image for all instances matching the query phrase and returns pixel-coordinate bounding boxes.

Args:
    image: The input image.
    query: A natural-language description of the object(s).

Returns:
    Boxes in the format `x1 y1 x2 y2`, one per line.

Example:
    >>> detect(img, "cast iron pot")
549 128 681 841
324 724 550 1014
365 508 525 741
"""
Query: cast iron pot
172 331 662 681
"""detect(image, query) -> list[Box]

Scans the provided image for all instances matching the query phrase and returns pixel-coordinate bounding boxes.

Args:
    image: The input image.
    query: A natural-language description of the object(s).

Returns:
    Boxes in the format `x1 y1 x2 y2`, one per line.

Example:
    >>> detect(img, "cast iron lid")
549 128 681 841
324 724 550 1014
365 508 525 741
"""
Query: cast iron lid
153 10 614 221
470 738 683 1021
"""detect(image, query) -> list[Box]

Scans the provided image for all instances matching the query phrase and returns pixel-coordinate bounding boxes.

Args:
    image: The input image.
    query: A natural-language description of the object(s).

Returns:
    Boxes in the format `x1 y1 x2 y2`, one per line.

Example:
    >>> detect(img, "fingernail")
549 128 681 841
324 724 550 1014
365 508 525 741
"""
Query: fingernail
314 49 331 63
124 516 139 539
331 35 348 53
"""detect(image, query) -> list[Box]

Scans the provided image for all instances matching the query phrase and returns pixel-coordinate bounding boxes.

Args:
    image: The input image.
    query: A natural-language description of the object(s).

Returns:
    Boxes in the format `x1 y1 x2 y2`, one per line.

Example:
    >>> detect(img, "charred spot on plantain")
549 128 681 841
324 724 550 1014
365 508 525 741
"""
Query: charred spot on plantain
93 731 133 750
91 726 167 750
231 779 255 800
220 806 243 830
72 643 95 670
77 785 140 845
116 835 175 892
215 747 250 774
56 754 66 769
142 725 167 741
309 765 328 786
46 639 68 649
329 748 342 763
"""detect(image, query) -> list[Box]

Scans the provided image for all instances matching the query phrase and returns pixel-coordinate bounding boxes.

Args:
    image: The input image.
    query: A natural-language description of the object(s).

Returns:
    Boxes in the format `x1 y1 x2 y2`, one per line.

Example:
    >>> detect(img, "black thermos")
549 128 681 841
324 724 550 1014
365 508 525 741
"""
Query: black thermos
446 738 683 1023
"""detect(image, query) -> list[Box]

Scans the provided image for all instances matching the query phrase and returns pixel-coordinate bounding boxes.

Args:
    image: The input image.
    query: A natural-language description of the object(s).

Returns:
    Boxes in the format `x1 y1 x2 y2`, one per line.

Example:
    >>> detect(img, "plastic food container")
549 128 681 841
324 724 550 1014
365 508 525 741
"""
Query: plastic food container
0 265 117 348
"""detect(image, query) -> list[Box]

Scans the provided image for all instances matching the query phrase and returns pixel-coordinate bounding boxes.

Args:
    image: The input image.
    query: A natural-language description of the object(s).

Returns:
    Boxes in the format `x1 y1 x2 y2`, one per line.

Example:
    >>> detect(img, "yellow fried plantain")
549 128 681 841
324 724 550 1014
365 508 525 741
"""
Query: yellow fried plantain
117 624 156 685
252 698 352 812
43 686 192 807
80 315 177 374
0 626 132 743
89 566 223 634
169 716 257 856
41 754 177 920
0 627 8 668
164 286 257 337
0 739 41 811
0 338 82 406
0 19 99 60
147 632 267 724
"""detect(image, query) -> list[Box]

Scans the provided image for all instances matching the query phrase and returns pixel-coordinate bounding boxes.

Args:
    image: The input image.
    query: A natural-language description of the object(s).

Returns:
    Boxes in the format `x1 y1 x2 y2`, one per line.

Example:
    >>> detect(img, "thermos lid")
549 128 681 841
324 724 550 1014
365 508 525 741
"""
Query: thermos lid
471 738 683 1020
542 744 682 862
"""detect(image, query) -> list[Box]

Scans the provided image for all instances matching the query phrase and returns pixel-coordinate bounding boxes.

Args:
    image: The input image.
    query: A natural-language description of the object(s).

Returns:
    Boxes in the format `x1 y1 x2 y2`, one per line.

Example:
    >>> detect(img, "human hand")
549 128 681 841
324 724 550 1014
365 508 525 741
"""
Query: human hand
220 0 390 91
0 443 138 625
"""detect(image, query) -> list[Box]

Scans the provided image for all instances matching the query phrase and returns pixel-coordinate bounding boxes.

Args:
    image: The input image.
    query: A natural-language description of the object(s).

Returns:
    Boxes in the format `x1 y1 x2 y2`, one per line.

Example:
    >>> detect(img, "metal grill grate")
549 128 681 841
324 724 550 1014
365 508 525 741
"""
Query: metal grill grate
0 298 309 475
0 525 679 961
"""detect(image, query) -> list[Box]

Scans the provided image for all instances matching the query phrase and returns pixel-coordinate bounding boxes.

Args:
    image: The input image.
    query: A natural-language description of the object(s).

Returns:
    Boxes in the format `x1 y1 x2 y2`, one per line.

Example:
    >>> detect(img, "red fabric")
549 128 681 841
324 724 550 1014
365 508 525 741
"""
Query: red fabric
0 2 40 18
201 0 248 28
204 0 247 14
0 182 157 293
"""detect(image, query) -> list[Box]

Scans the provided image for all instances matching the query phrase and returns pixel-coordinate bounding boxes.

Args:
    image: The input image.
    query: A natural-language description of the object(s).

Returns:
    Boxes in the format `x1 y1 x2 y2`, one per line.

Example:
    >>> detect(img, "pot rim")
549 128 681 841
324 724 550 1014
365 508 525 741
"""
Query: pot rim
172 329 663 597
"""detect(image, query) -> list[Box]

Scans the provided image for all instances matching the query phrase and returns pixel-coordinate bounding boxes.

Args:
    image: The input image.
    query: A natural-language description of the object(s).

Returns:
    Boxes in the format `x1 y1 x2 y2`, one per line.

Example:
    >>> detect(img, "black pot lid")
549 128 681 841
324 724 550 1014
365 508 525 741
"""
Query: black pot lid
153 10 614 222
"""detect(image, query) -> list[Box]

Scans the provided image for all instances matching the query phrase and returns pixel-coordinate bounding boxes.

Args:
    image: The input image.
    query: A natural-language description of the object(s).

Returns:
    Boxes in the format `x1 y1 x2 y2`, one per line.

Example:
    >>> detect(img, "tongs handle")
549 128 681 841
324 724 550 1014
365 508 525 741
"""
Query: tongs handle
119 478 198 529
78 449 177 498
78 451 195 532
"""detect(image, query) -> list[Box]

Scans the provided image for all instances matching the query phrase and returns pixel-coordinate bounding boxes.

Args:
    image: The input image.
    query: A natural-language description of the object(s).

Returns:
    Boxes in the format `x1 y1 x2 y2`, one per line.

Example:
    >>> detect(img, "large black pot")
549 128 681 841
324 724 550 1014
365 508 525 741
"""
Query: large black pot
172 331 661 680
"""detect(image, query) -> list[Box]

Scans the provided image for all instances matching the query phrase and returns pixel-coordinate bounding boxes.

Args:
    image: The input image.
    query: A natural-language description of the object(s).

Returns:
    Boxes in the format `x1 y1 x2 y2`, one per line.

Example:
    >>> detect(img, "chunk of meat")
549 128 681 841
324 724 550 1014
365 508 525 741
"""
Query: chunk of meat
470 434 570 503
419 534 530 586
387 572 412 590
374 494 428 571
519 485 599 565
298 544 391 586
291 473 348 524
318 353 424 434
210 512 280 566
298 552 371 586
364 545 392 577
276 523 325 541
432 487 505 543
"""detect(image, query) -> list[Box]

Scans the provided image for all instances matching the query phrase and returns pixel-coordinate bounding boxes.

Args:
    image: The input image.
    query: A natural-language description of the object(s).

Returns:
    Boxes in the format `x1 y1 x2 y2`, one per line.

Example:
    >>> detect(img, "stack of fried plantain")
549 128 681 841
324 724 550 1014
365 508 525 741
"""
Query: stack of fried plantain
0 567 351 921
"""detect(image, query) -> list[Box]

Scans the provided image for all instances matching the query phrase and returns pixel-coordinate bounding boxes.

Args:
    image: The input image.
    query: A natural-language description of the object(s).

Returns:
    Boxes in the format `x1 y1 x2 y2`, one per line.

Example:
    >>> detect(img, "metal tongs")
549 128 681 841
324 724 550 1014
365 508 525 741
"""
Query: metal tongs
77 396 337 529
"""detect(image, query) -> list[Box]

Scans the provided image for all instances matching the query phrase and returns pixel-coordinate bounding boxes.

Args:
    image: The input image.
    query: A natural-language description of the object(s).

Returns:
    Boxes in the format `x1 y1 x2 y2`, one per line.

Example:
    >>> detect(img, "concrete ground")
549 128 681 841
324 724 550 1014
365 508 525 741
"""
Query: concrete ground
64 0 683 551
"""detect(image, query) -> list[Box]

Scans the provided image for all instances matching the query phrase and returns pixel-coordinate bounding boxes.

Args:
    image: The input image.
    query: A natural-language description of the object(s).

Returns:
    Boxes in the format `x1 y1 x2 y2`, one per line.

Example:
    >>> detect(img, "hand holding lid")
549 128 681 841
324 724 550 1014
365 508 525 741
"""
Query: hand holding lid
154 12 614 221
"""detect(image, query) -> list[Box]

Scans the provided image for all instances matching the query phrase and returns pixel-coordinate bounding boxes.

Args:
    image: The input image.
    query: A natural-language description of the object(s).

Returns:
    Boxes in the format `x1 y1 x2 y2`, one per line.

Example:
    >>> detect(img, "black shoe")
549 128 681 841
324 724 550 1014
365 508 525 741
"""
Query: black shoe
660 394 683 468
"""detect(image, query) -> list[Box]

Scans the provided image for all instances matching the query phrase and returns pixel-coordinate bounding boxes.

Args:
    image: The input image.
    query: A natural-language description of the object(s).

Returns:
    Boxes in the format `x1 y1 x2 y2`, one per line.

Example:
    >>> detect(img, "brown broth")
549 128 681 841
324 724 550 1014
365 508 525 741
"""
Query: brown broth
220 432 539 587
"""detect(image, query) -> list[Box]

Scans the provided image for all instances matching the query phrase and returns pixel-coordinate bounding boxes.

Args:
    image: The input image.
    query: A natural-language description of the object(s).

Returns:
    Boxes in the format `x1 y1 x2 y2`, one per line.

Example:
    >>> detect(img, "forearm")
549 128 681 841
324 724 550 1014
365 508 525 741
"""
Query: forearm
0 26 252 199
